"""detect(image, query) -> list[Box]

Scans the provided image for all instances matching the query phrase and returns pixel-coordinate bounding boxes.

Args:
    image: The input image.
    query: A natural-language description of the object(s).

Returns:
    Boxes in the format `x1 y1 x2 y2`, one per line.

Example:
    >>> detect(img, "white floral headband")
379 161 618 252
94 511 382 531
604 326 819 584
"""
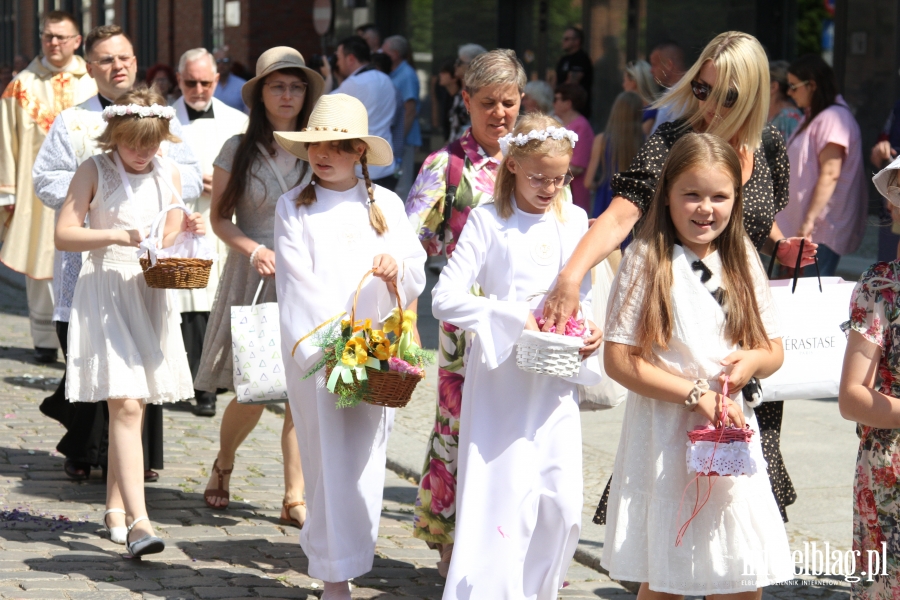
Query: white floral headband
498 126 579 157
101 103 176 122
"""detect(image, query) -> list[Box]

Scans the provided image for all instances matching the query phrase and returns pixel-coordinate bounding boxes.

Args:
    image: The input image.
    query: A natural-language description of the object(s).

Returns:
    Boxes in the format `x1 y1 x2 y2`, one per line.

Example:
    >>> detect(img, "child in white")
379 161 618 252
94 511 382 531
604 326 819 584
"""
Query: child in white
601 133 793 597
432 114 603 600
273 94 426 600
56 89 202 557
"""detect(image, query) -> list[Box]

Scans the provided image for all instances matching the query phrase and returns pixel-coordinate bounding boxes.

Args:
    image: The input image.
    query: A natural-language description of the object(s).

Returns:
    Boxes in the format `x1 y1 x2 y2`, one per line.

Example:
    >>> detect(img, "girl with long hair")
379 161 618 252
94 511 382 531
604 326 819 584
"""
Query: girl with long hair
602 133 792 597
432 113 602 599
195 47 323 529
622 59 660 135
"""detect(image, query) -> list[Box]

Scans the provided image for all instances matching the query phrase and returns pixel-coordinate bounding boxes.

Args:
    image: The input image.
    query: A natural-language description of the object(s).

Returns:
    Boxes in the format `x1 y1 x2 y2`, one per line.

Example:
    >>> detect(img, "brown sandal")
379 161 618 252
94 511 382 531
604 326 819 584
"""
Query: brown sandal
279 499 306 529
203 458 233 509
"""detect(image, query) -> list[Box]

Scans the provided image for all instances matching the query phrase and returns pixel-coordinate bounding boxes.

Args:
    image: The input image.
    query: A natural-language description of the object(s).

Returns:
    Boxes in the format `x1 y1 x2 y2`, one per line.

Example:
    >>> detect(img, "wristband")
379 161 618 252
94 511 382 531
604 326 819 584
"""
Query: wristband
250 244 266 267
685 379 710 411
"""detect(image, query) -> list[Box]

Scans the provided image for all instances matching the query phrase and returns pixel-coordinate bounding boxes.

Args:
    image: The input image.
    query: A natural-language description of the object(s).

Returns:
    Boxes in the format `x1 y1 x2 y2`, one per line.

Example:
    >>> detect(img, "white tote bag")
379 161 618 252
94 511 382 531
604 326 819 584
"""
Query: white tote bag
762 276 856 401
578 253 628 410
232 280 289 404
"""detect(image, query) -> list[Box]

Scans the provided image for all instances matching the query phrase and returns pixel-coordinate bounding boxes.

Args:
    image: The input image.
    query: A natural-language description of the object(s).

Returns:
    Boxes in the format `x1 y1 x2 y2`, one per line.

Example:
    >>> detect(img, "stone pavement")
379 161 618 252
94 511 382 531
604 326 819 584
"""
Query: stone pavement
0 277 631 599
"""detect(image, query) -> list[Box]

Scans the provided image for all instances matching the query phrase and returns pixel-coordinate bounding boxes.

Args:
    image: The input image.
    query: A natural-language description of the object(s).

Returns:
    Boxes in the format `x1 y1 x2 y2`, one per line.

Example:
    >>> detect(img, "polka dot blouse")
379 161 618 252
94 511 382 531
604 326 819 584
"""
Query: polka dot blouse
611 119 790 249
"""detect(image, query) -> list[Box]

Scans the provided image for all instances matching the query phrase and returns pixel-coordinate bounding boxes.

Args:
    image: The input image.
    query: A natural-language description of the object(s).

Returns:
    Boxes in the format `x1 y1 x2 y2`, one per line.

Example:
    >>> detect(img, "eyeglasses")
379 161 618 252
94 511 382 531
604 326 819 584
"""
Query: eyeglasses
525 171 574 189
89 54 135 67
216 57 231 64
264 82 308 97
183 79 214 90
41 33 78 43
690 79 738 108
787 80 810 92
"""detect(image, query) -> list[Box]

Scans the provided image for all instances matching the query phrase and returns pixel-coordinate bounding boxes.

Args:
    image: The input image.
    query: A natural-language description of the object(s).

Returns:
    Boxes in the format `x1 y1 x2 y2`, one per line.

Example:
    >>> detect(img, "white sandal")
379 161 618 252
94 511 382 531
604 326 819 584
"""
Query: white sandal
125 516 165 558
102 508 127 544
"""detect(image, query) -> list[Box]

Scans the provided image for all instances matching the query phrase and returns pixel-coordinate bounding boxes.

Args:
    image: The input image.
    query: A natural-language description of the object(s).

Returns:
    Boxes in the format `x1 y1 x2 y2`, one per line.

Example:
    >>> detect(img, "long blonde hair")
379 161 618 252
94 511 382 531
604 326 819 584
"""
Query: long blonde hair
624 60 659 105
654 31 769 151
295 139 388 234
629 133 769 355
493 113 573 220
600 91 644 183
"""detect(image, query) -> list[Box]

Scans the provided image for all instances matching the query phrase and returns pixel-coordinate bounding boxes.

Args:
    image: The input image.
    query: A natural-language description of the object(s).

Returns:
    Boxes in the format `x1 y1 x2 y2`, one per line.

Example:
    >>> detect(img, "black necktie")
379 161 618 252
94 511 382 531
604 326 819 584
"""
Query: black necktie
186 104 215 121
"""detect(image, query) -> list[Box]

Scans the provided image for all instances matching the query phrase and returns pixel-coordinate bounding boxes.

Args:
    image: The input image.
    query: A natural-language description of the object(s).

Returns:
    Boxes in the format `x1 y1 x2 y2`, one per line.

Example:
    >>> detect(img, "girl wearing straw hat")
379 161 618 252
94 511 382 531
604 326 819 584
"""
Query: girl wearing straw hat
274 93 426 598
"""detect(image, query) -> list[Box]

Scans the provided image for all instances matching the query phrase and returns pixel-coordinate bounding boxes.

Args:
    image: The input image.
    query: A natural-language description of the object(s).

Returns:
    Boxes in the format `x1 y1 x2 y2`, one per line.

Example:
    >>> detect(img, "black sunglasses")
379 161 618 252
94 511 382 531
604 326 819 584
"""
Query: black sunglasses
691 79 738 108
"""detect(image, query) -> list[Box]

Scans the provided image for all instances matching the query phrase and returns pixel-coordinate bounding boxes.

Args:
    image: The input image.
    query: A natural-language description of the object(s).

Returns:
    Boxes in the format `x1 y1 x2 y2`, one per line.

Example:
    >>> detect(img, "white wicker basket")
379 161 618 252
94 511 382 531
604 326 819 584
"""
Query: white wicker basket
516 330 583 378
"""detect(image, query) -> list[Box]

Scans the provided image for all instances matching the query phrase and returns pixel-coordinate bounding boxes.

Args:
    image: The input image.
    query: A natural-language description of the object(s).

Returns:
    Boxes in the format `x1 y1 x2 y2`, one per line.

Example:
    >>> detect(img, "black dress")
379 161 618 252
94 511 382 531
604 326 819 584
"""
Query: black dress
593 119 797 524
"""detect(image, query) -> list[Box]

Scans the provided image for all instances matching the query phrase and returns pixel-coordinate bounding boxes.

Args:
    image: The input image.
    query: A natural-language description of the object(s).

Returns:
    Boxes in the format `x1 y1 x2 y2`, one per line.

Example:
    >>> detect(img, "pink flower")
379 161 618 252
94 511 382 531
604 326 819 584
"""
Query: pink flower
441 321 459 333
857 486 880 530
434 421 453 436
446 206 472 247
438 370 463 420
422 459 455 515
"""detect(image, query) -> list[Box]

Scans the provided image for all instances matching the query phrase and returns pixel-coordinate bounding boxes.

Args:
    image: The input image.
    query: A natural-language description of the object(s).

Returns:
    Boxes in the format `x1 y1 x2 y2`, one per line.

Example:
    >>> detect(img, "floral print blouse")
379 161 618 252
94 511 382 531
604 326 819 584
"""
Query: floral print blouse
406 128 501 256
842 261 900 599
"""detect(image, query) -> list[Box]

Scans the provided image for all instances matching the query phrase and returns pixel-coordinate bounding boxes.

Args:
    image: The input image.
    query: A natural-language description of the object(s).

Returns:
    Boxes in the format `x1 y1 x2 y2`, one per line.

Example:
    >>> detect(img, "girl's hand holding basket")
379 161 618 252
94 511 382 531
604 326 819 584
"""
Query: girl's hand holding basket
371 254 398 283
180 211 206 237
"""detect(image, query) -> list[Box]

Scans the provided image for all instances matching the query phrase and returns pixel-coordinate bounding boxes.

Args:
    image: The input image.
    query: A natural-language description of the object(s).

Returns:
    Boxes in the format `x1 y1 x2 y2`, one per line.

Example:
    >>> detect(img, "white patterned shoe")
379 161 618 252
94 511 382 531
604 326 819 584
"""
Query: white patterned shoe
102 508 127 544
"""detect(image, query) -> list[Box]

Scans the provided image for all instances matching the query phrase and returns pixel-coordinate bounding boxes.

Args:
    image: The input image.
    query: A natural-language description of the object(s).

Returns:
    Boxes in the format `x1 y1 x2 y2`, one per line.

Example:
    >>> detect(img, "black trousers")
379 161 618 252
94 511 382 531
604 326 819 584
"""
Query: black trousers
39 321 164 470
180 311 216 403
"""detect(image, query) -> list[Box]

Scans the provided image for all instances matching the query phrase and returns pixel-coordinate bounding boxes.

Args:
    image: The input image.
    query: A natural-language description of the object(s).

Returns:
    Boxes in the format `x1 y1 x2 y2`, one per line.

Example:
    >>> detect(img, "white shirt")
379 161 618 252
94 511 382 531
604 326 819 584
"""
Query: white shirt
333 66 397 180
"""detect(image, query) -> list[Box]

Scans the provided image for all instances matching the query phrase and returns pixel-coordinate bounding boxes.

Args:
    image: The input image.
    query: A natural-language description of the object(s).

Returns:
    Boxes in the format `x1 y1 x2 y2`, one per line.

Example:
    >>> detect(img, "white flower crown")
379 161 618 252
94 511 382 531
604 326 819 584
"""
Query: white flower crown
498 126 579 156
101 103 176 122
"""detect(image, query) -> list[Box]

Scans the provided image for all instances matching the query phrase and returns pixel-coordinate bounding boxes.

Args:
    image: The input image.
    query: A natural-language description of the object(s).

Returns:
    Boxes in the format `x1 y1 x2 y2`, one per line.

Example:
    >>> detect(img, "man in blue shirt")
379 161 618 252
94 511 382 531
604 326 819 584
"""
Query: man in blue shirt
382 35 421 200
212 46 248 113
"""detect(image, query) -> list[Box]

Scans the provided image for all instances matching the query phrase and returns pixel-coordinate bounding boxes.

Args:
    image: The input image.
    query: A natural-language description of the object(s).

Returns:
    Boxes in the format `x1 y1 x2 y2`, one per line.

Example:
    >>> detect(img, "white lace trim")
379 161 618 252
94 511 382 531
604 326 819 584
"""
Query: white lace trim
686 440 767 477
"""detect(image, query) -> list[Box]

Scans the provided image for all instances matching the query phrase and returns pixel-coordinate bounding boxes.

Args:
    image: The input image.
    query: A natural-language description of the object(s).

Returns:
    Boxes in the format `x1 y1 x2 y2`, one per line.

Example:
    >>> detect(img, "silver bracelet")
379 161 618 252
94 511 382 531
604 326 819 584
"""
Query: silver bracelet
249 244 266 267
685 379 710 411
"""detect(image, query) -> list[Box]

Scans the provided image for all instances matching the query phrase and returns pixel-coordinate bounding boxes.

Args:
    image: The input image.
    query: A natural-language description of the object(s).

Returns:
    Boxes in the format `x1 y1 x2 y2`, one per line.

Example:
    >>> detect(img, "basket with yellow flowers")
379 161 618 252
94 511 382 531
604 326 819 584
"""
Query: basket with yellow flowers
297 269 433 409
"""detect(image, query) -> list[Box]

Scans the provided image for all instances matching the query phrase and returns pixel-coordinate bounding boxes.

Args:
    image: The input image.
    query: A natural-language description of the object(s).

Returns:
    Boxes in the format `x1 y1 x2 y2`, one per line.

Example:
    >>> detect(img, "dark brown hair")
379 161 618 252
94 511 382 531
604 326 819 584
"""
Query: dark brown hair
555 83 587 114
41 10 78 32
96 86 179 152
84 25 131 56
295 139 388 235
629 133 769 355
217 68 311 220
788 54 839 135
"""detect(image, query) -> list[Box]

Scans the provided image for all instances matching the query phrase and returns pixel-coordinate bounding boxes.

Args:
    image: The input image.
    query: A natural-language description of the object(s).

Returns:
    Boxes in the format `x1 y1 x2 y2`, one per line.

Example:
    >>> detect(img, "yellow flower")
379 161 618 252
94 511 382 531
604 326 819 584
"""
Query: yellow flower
384 309 417 336
341 338 368 367
353 318 372 333
372 338 391 360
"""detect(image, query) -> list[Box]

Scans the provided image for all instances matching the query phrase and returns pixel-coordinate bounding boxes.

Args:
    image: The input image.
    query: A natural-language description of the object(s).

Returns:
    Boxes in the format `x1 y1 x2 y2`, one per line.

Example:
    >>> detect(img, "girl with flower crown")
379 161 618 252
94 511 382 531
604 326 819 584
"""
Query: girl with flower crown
431 113 602 599
273 94 426 600
55 88 204 557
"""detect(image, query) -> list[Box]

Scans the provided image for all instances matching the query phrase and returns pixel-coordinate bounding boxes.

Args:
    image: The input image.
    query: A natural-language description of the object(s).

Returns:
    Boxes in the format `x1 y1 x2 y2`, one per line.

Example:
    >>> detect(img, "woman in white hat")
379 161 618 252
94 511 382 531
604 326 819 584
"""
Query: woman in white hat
274 93 426 599
195 47 323 528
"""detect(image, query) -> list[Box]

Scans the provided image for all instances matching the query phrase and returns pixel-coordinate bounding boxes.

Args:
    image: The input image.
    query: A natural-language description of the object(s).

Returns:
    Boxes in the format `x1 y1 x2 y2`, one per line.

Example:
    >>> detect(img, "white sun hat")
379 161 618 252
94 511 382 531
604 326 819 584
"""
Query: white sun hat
273 94 394 167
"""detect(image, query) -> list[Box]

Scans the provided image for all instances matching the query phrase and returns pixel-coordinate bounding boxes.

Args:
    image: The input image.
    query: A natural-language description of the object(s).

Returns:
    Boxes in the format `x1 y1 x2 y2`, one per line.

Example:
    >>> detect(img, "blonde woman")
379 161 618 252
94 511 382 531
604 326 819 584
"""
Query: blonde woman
622 59 660 135
542 31 817 526
584 91 644 218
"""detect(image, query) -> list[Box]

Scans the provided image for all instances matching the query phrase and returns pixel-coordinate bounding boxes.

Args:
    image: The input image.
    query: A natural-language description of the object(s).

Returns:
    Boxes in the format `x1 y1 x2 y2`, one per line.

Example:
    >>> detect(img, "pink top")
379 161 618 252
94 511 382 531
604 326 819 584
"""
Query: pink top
776 96 867 256
566 114 595 213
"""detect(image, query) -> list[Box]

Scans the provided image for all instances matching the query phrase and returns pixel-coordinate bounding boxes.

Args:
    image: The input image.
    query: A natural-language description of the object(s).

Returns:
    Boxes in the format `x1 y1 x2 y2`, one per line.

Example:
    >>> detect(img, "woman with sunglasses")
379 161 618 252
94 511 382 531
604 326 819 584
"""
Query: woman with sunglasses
542 30 814 527
194 47 323 527
777 54 867 277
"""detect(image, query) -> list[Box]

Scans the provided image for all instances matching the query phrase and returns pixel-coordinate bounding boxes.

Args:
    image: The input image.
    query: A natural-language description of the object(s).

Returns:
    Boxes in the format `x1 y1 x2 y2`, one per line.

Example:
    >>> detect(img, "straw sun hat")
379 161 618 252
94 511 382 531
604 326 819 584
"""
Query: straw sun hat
241 46 325 117
274 94 394 167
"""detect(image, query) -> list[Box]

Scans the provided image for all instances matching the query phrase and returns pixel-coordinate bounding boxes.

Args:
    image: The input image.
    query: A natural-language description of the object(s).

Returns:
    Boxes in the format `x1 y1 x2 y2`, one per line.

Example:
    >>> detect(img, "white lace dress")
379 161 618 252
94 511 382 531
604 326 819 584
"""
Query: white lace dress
66 154 194 404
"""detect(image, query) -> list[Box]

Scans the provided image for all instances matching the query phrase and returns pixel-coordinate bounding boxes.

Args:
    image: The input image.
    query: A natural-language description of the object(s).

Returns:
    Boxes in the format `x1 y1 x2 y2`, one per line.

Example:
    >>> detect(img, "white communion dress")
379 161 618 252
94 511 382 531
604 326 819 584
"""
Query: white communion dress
432 200 601 600
66 153 194 404
275 180 426 583
600 240 794 594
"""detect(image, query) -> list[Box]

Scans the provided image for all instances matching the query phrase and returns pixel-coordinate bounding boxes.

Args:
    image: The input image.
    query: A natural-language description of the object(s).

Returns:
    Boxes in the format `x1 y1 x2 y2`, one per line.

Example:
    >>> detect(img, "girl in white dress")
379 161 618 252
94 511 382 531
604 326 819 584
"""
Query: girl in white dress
56 88 203 558
432 113 603 600
601 133 793 597
273 94 426 600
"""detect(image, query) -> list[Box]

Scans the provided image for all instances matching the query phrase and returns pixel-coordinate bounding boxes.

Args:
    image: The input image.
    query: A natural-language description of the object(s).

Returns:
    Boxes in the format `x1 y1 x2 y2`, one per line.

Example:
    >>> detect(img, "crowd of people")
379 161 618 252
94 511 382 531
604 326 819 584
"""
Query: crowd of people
2 9 900 600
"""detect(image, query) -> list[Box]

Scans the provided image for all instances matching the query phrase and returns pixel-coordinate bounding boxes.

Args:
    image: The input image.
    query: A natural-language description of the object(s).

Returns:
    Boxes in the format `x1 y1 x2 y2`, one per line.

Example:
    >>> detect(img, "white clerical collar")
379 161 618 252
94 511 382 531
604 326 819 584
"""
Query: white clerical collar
41 56 78 73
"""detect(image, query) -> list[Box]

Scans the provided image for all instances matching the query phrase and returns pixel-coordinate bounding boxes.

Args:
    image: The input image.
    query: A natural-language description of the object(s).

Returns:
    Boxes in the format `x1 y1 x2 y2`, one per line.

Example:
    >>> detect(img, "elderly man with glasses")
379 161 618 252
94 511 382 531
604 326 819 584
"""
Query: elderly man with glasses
172 48 248 416
0 10 97 364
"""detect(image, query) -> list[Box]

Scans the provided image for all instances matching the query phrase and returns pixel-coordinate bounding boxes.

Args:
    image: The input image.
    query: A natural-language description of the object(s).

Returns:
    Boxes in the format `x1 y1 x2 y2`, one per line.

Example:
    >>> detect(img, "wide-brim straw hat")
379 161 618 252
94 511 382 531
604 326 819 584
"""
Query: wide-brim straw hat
274 94 394 167
241 47 324 118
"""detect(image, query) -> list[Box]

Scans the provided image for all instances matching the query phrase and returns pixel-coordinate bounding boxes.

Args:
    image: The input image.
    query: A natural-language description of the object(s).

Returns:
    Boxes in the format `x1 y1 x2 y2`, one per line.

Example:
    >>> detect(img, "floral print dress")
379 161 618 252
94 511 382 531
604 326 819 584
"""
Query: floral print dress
842 261 900 599
405 129 501 545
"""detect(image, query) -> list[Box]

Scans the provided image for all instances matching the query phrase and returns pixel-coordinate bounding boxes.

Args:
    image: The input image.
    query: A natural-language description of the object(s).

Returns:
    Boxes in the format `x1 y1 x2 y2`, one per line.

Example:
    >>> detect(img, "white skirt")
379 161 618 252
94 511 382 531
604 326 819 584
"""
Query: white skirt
601 393 794 595
66 257 194 404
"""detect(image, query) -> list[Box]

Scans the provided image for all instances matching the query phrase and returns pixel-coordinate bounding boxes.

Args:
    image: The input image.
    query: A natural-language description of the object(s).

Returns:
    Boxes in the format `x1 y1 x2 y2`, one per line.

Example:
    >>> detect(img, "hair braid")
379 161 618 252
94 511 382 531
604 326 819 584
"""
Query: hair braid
359 152 388 235
296 172 319 207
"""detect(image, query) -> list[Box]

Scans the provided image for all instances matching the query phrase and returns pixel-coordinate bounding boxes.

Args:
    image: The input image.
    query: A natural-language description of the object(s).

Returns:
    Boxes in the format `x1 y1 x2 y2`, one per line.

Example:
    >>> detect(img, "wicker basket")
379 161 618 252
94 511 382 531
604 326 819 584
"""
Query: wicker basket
324 269 424 409
139 204 213 289
516 330 583 378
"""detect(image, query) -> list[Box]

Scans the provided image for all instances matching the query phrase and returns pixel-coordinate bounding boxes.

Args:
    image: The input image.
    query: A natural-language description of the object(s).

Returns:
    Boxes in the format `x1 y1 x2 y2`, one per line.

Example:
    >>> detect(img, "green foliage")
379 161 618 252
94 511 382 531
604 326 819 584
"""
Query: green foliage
408 0 433 66
796 0 829 57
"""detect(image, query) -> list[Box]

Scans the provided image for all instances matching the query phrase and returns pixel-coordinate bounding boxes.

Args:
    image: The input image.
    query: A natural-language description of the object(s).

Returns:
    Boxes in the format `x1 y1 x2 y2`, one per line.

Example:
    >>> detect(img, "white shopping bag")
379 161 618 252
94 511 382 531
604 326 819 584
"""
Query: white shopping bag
231 280 289 404
762 276 856 401
578 253 627 411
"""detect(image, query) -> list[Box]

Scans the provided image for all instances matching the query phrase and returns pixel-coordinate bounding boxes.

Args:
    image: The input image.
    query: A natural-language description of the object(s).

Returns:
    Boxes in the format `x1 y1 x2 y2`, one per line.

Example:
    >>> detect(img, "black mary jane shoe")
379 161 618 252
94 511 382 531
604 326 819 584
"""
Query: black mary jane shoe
64 460 90 481
192 393 216 417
